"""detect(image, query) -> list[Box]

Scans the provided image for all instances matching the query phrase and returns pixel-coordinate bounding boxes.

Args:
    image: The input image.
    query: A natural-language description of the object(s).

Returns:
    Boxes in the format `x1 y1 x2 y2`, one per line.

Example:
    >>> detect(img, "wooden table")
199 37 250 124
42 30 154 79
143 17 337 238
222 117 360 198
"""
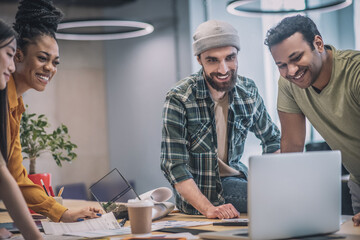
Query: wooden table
150 214 360 240
1 199 360 239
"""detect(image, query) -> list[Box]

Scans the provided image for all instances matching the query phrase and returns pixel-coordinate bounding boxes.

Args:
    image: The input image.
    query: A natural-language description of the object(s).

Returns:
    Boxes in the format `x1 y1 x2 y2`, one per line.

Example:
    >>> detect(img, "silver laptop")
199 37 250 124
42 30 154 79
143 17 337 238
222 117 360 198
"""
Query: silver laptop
199 151 341 240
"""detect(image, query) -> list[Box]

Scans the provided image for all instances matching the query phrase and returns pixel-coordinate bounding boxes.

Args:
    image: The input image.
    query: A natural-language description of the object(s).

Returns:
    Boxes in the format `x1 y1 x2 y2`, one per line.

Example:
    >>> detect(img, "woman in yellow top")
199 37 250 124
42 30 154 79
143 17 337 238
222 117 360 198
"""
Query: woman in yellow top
0 19 43 240
8 0 102 222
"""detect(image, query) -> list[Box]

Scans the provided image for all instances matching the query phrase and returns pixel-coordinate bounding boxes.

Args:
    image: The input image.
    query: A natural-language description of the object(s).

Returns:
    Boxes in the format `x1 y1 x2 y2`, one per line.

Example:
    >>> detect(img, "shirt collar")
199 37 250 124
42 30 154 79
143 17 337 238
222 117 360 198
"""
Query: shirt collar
8 75 25 114
195 69 210 99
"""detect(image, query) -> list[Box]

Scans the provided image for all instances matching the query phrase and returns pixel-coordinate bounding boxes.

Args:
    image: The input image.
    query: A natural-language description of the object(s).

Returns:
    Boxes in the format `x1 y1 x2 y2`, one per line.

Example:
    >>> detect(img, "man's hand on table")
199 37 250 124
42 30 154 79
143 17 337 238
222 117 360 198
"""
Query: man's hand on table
60 207 103 222
204 203 240 219
352 212 360 226
174 179 240 220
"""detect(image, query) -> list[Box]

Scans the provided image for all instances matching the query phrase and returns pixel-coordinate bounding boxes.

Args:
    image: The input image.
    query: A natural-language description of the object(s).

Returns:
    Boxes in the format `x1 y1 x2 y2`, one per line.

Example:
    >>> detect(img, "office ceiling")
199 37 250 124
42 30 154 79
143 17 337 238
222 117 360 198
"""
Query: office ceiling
0 0 136 7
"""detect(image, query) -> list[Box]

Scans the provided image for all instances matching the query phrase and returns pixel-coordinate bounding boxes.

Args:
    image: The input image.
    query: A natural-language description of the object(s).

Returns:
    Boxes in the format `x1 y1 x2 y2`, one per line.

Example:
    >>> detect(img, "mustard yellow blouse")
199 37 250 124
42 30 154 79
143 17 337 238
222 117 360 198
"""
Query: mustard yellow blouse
6 76 67 222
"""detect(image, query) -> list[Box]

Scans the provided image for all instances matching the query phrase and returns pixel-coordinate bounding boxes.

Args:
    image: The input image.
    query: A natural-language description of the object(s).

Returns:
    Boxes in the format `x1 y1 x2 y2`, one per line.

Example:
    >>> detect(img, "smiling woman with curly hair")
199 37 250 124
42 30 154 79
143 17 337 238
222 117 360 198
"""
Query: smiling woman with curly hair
7 0 102 223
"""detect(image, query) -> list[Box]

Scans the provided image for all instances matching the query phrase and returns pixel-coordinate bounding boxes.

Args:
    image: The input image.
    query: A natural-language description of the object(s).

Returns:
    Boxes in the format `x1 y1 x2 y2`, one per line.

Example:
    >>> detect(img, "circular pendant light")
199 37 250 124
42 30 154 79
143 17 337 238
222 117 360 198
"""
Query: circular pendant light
227 0 353 17
56 19 154 41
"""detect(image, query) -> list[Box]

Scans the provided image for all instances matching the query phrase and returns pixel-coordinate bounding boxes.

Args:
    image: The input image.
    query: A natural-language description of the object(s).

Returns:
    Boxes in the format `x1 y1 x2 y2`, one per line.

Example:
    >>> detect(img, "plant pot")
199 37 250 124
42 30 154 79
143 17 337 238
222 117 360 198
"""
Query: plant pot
28 173 51 191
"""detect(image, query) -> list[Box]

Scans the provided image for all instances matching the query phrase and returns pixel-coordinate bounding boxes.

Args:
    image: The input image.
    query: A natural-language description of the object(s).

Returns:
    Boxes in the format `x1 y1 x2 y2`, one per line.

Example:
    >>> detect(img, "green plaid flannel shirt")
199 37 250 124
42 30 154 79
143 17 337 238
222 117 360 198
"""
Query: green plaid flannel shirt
160 70 280 215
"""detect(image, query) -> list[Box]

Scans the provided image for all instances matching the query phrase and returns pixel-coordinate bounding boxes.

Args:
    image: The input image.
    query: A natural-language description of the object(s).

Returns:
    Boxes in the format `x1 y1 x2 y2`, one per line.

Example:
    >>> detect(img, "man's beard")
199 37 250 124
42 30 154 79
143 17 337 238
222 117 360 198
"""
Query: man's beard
204 69 237 92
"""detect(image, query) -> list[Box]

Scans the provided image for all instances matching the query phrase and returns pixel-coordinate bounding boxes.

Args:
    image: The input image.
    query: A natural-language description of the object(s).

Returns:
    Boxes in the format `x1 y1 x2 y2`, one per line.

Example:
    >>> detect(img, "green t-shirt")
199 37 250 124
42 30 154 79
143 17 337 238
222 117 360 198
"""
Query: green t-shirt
277 45 360 184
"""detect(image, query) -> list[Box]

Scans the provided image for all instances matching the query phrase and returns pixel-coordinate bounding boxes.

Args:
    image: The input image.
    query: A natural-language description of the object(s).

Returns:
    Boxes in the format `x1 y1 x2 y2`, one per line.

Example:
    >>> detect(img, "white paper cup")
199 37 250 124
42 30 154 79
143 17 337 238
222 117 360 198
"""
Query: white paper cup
127 199 154 236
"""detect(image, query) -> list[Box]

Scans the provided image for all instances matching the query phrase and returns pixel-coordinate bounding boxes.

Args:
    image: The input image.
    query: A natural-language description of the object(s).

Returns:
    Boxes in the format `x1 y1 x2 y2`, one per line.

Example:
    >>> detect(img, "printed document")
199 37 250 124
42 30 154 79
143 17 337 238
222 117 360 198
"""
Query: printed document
42 212 120 235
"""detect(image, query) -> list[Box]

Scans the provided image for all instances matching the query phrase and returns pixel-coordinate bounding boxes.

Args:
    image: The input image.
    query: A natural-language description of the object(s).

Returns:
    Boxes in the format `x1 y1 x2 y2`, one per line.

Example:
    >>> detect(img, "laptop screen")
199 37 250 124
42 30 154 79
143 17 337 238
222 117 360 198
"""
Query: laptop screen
89 168 140 209
199 151 341 240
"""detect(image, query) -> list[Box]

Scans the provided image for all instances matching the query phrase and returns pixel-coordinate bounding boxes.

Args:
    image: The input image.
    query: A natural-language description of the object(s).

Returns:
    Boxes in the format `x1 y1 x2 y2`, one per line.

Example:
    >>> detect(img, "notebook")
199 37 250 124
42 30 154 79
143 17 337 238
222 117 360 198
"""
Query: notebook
199 151 342 240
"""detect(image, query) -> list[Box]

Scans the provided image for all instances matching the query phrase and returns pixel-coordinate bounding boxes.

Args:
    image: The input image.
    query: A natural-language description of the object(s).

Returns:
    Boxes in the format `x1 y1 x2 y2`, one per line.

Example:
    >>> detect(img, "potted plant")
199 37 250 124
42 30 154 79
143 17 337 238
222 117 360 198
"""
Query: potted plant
20 107 77 190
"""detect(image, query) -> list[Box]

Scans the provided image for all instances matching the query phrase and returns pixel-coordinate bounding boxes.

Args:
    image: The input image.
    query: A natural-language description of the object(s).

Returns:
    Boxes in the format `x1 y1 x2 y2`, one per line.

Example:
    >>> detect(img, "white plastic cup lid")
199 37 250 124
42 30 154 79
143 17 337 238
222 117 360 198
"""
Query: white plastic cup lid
127 199 154 207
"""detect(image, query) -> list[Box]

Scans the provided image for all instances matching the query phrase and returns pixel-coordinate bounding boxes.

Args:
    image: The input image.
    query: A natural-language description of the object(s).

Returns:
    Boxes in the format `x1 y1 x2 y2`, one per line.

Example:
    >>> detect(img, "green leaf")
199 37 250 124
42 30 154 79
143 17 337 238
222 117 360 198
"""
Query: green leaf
20 107 78 173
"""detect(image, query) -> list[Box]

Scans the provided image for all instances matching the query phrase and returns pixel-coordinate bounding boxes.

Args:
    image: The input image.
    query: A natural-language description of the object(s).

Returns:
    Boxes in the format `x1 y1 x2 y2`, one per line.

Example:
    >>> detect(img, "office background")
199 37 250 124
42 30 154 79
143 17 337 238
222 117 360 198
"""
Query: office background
0 0 358 197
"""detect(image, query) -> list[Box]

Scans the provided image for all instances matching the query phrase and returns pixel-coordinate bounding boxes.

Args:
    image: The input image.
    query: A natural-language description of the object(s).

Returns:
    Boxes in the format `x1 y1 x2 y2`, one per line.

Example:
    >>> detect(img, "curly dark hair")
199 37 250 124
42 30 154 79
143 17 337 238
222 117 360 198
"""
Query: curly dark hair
264 15 321 51
13 0 63 52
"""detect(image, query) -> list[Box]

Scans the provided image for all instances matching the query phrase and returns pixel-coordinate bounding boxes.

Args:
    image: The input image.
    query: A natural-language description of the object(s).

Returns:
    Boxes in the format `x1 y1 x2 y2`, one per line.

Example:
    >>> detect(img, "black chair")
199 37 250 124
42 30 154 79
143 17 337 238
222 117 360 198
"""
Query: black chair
305 141 353 215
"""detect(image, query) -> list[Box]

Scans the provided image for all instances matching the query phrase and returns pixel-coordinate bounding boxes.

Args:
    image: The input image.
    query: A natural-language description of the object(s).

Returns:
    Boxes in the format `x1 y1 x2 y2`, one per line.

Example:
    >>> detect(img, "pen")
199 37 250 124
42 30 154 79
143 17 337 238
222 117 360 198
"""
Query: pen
119 218 127 227
40 179 49 196
77 214 102 222
58 186 64 197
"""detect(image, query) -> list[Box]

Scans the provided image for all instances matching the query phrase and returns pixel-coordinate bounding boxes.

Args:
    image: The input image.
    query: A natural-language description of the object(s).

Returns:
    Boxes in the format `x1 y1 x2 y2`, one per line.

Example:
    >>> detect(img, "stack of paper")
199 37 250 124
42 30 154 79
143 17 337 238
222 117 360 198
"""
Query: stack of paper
42 212 120 235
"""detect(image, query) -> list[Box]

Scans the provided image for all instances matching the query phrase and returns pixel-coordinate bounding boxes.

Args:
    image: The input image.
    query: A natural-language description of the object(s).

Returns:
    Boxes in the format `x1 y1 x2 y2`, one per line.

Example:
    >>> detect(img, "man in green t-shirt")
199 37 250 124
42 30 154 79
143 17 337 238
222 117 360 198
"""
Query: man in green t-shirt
264 15 360 226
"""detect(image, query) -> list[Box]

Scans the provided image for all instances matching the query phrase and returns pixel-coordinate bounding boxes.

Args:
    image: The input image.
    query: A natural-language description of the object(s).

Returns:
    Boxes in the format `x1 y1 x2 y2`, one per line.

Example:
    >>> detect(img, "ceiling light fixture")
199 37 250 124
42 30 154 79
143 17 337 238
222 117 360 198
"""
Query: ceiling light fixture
226 0 353 17
56 20 154 41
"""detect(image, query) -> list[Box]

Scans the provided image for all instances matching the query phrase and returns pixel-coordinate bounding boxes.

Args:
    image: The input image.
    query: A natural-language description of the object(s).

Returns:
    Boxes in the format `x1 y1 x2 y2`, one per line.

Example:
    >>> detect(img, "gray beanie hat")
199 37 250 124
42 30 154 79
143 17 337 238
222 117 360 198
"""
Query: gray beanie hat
193 19 240 56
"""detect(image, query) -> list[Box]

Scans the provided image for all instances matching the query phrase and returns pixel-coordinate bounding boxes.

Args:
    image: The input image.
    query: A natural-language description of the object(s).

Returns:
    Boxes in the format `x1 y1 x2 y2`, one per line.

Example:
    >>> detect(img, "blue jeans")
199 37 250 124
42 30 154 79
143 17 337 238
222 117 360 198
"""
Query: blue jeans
221 176 248 213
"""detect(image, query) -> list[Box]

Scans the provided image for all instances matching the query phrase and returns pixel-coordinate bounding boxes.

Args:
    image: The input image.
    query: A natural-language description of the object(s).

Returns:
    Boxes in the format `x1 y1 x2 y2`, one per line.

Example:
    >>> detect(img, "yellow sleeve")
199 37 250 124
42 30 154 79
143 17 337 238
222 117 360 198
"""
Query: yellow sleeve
7 122 67 222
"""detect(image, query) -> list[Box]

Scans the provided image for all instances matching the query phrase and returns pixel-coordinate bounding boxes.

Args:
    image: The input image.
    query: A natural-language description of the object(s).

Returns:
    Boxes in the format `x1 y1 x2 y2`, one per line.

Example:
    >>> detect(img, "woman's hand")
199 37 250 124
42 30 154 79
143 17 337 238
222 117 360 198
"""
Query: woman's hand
59 207 103 222
0 228 12 239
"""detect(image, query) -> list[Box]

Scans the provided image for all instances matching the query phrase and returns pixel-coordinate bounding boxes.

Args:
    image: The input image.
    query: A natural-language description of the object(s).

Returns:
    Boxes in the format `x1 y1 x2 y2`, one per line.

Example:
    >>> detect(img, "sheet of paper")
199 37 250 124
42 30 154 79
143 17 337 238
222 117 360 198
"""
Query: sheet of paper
10 233 82 240
105 232 198 240
42 212 120 235
152 232 198 239
64 227 132 238
139 187 172 203
63 220 212 238
152 202 175 220
64 222 166 238
152 220 212 229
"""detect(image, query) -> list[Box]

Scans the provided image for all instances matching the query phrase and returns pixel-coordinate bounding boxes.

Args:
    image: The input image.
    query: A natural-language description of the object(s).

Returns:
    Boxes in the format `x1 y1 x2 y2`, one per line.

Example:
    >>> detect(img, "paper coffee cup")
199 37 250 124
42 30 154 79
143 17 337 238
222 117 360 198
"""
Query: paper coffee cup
127 199 154 236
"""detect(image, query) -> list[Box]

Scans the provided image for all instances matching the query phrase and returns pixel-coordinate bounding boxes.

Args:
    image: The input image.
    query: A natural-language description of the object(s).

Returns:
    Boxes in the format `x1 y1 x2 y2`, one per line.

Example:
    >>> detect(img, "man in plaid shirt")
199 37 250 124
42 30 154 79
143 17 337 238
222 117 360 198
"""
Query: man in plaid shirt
161 20 280 219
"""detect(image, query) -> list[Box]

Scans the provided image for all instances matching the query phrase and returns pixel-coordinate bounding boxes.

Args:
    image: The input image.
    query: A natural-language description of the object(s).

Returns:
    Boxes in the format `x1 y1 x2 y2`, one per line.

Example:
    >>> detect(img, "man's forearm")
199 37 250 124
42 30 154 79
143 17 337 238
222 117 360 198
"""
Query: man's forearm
174 178 213 215
280 137 304 152
278 111 306 153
